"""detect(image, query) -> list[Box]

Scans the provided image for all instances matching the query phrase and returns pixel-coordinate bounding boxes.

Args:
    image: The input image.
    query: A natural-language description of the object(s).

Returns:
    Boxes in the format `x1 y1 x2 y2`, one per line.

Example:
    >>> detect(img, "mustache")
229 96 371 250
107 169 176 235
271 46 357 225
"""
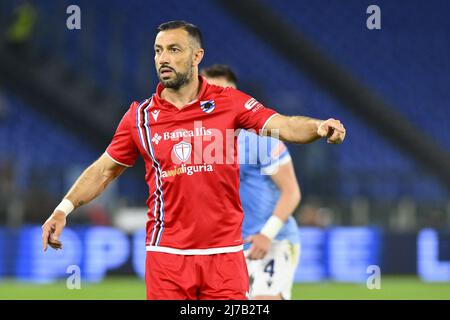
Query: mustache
159 65 175 73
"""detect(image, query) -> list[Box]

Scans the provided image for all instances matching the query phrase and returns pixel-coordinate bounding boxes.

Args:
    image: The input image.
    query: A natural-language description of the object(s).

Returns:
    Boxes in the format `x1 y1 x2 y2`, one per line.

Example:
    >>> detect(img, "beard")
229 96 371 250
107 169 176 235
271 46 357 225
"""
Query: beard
158 67 192 90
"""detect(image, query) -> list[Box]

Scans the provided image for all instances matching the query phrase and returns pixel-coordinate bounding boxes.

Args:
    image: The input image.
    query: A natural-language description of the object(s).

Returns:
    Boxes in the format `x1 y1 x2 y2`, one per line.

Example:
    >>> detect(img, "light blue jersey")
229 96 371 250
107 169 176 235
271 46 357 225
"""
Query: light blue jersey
238 130 300 249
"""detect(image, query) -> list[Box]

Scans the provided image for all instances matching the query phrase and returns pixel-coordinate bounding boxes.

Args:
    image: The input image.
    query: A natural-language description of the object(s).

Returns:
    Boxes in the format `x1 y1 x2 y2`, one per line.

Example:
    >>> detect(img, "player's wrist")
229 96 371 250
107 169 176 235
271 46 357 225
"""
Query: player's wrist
316 119 325 131
54 199 74 217
260 216 284 240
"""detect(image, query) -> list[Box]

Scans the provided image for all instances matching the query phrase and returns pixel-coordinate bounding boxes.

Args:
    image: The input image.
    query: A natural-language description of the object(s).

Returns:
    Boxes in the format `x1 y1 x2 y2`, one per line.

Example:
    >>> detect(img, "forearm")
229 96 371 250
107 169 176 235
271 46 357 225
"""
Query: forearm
63 163 117 209
271 189 301 223
259 190 300 240
280 116 322 144
43 154 126 251
259 158 301 240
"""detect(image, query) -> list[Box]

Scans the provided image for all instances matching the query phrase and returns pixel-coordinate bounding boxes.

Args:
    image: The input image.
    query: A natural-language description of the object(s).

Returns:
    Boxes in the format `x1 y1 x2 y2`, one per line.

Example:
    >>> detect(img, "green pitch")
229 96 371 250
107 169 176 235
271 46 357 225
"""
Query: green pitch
0 276 449 300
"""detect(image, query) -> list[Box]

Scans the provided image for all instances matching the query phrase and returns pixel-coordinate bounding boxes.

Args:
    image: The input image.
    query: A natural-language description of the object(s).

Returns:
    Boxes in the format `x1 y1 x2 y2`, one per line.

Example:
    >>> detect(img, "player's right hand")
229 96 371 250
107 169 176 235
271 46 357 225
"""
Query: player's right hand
317 118 346 144
42 211 66 252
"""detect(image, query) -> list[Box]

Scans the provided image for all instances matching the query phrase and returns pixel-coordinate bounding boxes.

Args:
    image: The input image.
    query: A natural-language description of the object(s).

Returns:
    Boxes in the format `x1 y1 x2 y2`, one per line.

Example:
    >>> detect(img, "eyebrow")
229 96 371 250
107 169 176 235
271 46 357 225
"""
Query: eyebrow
154 43 183 49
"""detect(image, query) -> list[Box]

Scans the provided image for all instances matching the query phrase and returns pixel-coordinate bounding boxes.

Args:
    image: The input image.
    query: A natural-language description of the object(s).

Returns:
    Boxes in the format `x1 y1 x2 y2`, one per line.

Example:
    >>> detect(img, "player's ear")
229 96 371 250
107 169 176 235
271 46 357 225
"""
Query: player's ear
192 48 204 67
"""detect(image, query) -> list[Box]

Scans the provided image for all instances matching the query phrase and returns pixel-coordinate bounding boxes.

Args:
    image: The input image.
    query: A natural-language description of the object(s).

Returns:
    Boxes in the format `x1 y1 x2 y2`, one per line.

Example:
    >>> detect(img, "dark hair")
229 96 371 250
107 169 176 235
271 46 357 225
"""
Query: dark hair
201 64 238 86
157 20 203 48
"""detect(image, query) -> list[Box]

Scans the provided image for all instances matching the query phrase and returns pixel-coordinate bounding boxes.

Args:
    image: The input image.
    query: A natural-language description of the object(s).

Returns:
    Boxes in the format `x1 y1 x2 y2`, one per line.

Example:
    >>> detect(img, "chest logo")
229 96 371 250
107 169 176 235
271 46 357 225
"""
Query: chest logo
200 100 216 113
151 109 160 122
152 133 162 145
173 141 191 163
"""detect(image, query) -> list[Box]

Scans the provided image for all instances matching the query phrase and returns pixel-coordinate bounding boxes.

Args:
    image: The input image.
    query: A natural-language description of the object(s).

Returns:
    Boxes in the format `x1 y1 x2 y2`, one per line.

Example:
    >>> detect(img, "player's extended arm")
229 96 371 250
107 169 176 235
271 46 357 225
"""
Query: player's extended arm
41 153 127 251
246 160 301 260
264 114 346 144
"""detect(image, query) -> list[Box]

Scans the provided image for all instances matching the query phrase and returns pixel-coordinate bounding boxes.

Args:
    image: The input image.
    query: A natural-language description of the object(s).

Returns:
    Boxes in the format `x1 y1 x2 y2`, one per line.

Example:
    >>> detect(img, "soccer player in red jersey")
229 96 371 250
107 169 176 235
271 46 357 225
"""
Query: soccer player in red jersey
41 20 346 300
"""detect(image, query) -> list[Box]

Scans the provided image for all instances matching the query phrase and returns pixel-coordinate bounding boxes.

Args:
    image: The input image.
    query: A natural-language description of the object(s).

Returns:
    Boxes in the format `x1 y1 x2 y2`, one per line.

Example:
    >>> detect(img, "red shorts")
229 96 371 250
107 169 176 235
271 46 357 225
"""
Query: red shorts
145 251 249 300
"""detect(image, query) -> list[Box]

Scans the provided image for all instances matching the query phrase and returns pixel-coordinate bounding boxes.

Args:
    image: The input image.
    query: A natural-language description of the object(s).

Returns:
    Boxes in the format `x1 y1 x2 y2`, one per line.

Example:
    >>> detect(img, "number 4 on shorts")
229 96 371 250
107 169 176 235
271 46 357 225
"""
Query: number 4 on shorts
264 259 275 277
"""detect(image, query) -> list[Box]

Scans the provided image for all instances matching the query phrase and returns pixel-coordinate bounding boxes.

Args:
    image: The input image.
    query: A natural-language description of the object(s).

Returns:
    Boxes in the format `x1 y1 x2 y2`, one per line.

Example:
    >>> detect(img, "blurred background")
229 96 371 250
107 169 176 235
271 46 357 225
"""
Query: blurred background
0 0 449 299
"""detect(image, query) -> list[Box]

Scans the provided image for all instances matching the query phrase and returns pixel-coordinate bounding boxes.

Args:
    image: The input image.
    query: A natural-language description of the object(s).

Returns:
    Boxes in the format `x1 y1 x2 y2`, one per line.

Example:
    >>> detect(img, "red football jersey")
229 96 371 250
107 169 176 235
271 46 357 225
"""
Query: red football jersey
106 76 278 254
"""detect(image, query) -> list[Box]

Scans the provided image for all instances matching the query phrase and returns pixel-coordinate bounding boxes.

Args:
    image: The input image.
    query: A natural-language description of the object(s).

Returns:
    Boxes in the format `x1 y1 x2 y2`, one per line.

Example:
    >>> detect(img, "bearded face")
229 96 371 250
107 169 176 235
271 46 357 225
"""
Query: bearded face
154 29 199 90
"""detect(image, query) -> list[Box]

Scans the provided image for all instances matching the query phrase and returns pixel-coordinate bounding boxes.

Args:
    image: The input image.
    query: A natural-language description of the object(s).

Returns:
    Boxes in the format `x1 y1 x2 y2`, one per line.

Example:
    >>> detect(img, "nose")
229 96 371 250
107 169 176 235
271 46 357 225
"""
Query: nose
157 49 170 66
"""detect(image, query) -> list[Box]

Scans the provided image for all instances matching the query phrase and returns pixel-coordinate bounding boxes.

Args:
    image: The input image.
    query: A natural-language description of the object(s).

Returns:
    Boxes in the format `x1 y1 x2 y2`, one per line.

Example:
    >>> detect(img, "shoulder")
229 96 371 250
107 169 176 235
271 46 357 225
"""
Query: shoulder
269 138 290 158
203 82 229 98
240 129 278 146
223 87 250 100
116 99 152 126
126 98 154 116
130 98 152 111
204 83 250 100
259 136 291 164
212 87 259 114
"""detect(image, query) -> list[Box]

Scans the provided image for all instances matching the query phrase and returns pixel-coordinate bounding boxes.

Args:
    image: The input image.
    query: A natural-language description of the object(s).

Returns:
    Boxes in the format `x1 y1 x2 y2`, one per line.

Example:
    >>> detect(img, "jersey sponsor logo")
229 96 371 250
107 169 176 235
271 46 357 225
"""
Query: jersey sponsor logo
151 109 160 122
152 133 162 145
245 98 264 113
160 163 214 178
162 126 212 141
173 141 191 163
200 100 216 113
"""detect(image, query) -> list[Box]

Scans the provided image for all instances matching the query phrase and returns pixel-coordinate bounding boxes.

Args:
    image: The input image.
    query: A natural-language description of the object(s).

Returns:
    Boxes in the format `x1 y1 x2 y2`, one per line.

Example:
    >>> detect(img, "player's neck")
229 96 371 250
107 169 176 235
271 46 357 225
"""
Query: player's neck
161 76 201 109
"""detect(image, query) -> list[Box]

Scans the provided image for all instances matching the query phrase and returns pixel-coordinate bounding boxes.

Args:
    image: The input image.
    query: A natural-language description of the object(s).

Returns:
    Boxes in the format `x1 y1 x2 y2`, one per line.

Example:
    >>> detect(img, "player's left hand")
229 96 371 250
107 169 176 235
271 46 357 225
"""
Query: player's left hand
245 234 272 260
317 118 346 144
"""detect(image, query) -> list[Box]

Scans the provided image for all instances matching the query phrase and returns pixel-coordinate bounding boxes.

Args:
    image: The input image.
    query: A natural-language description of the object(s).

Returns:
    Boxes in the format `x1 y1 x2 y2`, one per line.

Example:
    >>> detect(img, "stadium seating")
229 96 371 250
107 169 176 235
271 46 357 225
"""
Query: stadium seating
262 0 450 150
0 91 149 209
1 0 448 202
0 93 96 194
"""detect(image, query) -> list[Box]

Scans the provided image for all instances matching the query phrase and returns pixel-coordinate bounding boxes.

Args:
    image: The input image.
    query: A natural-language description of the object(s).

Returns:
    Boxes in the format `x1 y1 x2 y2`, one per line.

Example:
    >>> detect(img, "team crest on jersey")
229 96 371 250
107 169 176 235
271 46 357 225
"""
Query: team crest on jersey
173 141 191 163
200 100 216 113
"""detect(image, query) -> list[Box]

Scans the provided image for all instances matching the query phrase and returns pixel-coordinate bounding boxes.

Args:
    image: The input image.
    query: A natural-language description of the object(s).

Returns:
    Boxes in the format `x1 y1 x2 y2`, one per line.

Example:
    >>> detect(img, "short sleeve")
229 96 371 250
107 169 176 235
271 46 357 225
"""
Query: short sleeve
105 104 140 167
258 136 292 175
228 88 278 132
